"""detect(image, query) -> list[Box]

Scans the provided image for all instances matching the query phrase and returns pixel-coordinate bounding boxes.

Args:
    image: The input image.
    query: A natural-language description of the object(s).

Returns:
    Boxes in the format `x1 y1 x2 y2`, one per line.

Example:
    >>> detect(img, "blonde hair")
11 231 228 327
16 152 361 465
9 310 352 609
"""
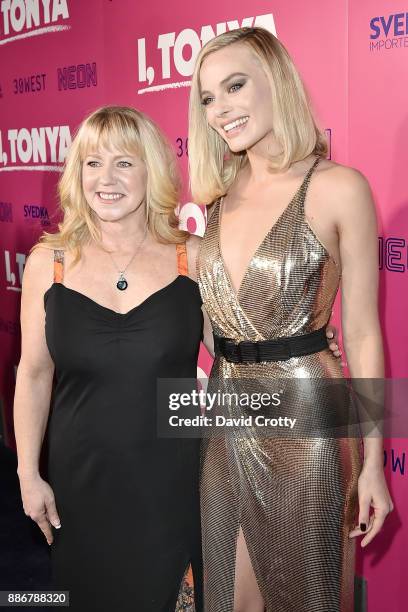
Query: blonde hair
37 105 187 261
188 27 328 204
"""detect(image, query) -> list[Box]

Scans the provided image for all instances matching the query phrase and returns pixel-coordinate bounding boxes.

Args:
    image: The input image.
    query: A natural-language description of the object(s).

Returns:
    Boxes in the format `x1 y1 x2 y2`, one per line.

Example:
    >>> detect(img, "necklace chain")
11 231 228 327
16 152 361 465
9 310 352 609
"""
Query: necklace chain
107 229 147 291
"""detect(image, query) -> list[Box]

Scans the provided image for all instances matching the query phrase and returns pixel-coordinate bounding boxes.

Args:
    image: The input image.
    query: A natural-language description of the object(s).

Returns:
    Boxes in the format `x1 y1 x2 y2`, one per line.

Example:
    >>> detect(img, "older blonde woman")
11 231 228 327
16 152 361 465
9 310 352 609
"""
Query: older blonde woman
13 106 204 612
188 27 393 612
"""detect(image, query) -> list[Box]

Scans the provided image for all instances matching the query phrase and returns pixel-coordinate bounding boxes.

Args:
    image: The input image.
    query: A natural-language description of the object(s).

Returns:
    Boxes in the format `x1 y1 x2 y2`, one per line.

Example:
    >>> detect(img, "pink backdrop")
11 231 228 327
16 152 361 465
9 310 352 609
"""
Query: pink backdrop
0 1 406 609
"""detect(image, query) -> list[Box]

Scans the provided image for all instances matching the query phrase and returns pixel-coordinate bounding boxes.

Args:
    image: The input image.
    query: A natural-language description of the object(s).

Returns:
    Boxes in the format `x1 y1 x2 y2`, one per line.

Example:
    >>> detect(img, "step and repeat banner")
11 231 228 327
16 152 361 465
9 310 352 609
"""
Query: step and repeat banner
0 1 406 609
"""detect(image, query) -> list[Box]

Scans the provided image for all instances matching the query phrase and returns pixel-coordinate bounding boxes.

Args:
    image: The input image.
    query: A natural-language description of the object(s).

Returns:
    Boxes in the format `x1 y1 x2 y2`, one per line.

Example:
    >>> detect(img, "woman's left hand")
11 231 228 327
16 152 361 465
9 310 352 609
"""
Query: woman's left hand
326 324 342 358
349 463 394 547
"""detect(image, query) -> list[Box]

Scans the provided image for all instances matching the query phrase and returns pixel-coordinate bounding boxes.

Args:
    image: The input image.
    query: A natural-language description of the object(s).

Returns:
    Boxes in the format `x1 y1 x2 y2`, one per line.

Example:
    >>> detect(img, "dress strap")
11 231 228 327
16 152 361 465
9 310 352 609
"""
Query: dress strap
176 243 188 276
297 156 320 214
53 249 64 283
301 156 320 190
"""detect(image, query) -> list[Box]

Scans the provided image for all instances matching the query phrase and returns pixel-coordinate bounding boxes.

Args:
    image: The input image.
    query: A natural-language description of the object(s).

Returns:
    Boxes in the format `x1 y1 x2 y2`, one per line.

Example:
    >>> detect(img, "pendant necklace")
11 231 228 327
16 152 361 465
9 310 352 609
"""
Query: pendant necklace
108 230 147 291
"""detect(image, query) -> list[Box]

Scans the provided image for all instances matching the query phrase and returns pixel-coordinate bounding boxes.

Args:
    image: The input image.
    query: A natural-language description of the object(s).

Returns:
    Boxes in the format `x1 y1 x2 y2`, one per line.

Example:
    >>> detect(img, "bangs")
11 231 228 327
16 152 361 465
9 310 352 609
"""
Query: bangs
78 110 143 160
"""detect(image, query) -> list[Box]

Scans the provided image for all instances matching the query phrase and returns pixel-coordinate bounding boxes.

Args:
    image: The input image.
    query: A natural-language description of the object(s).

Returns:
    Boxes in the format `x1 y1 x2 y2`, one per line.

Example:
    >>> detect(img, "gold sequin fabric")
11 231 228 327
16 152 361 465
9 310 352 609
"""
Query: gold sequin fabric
197 158 362 612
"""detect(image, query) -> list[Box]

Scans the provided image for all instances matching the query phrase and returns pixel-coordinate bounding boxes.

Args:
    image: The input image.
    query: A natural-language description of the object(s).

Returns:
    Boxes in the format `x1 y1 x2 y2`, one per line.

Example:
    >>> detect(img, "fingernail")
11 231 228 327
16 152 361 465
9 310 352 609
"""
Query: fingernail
328 332 333 338
360 523 366 532
54 523 61 529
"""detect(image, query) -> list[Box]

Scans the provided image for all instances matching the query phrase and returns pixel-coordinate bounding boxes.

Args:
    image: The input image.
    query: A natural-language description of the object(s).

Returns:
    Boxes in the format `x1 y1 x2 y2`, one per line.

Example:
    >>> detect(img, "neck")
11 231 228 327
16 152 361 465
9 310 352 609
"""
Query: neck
97 210 148 253
244 131 282 183
244 136 316 186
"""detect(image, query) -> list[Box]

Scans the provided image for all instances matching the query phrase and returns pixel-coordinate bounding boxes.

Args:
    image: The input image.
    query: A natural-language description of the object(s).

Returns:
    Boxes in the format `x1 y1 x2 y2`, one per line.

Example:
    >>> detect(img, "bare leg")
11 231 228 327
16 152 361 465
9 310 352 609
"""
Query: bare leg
233 527 265 612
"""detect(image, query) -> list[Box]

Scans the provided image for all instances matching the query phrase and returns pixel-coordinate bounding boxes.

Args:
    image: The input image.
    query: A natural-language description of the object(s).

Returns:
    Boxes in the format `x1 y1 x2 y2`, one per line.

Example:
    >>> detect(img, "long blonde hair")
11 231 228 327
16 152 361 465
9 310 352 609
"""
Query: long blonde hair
37 105 187 261
188 27 327 204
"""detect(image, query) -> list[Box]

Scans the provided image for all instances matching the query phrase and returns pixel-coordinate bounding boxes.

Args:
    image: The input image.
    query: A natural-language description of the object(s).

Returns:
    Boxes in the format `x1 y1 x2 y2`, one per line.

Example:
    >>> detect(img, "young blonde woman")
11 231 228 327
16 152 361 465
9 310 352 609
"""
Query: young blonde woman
13 106 204 612
189 28 393 612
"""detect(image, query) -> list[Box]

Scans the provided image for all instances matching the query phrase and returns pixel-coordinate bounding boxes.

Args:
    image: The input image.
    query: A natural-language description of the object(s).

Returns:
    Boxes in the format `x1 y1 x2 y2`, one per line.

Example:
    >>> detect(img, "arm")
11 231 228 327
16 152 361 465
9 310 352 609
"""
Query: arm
14 246 61 544
334 168 393 546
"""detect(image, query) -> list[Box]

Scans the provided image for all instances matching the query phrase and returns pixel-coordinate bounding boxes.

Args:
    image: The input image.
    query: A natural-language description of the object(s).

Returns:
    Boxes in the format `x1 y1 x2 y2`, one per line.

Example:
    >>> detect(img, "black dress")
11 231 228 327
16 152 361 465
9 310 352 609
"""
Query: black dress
44 244 203 612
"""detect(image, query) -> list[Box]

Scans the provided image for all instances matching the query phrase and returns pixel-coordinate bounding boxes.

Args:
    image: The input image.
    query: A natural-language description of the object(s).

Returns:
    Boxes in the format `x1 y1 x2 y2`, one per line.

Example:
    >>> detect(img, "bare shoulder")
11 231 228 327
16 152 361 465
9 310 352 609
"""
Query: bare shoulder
25 244 55 274
315 159 372 197
314 159 375 219
23 245 56 293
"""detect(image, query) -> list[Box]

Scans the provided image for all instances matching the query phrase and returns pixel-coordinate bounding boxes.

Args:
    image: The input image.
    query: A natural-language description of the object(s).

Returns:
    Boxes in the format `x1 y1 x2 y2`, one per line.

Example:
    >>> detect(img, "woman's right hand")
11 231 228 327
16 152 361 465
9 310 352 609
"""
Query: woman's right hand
18 473 61 545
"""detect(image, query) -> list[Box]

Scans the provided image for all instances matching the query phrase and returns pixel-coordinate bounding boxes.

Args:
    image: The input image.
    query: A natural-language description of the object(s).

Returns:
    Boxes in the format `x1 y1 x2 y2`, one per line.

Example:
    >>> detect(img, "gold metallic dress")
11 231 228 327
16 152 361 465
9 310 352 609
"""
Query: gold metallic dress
197 157 362 612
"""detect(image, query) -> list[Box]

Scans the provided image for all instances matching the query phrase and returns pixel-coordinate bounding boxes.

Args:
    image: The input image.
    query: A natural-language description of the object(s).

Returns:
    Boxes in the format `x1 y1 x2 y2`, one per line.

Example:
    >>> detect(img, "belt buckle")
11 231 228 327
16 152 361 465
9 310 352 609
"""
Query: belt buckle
237 340 257 363
220 337 241 363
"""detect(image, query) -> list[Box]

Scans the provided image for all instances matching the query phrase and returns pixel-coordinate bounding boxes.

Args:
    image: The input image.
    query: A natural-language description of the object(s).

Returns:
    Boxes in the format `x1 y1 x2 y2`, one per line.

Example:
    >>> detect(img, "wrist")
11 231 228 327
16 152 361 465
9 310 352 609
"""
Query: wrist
362 457 384 472
17 466 40 480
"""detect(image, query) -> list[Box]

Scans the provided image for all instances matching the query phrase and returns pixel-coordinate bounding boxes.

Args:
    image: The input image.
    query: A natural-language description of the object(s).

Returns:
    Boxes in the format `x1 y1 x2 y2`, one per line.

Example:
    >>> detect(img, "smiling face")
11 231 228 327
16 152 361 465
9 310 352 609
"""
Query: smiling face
199 43 275 153
81 147 148 224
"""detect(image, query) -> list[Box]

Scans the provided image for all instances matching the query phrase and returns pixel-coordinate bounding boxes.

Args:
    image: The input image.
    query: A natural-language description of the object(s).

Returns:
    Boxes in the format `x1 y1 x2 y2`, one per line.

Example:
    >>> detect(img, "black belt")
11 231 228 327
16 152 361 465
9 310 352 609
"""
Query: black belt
213 326 328 364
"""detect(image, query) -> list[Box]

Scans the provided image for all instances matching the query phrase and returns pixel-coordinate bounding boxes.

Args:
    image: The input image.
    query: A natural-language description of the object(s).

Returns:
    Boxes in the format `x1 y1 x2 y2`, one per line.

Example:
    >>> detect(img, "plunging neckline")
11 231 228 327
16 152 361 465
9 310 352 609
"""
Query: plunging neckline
217 157 319 299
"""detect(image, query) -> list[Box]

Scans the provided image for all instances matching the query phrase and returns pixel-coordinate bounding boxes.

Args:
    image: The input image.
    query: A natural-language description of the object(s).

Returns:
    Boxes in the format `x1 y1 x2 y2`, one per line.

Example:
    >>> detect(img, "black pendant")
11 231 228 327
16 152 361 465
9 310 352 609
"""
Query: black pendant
117 274 128 291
